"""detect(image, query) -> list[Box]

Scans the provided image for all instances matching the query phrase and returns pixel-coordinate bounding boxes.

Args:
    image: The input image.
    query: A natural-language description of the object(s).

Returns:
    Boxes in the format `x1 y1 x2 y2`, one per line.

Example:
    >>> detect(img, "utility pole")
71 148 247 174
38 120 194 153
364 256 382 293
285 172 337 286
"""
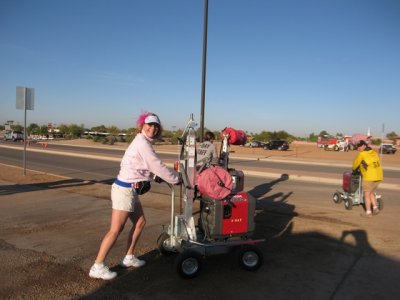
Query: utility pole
199 0 209 142
380 123 384 163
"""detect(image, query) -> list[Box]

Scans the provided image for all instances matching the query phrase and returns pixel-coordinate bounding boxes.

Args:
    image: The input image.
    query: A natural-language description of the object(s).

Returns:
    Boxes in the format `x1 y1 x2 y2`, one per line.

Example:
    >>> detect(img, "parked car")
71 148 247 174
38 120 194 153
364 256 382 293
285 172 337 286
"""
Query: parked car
244 141 264 148
249 141 265 148
379 144 397 154
324 139 349 151
264 140 289 151
317 136 338 148
4 130 24 141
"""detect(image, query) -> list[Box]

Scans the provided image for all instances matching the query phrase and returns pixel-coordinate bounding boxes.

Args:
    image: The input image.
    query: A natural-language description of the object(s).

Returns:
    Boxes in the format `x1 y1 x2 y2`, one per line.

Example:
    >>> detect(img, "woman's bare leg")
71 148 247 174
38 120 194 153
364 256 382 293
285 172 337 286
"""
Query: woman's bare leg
125 201 146 255
95 209 130 263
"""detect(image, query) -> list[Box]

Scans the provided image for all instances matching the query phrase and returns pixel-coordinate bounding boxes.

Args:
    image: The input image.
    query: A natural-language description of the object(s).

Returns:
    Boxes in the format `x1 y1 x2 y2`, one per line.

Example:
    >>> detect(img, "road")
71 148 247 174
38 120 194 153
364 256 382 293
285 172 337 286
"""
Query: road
1 141 399 223
0 142 399 186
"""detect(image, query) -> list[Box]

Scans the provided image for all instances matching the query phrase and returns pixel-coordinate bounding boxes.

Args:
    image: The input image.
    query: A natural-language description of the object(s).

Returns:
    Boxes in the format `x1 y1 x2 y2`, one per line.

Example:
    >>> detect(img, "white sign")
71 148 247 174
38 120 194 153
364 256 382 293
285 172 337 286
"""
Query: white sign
16 87 35 110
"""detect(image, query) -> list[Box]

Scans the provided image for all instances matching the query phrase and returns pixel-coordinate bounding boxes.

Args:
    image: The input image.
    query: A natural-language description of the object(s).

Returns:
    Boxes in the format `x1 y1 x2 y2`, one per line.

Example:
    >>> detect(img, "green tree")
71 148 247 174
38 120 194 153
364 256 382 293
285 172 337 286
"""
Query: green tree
10 124 24 131
270 130 289 141
253 131 271 142
58 124 69 136
27 123 40 135
91 125 107 133
107 126 120 135
170 129 184 144
69 124 85 137
386 131 398 142
371 138 382 145
39 125 48 135
126 127 136 134
308 132 318 142
319 130 329 137
162 129 174 139
252 130 295 143
336 133 344 138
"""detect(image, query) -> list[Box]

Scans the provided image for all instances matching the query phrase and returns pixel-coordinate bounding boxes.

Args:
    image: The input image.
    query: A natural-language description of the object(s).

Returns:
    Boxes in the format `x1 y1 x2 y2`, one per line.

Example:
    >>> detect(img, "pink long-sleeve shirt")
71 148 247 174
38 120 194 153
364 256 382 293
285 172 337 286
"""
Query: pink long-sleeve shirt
117 133 179 184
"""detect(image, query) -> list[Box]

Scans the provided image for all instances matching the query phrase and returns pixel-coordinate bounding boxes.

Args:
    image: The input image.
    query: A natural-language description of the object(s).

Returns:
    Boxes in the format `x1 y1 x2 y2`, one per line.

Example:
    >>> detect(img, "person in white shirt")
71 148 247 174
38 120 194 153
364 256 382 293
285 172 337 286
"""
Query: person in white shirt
89 112 180 280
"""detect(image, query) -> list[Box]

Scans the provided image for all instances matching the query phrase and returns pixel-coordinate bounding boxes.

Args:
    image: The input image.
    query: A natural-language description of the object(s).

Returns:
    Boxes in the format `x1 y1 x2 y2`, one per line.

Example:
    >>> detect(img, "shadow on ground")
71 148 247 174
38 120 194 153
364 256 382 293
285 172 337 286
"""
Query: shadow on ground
79 175 400 300
0 177 115 196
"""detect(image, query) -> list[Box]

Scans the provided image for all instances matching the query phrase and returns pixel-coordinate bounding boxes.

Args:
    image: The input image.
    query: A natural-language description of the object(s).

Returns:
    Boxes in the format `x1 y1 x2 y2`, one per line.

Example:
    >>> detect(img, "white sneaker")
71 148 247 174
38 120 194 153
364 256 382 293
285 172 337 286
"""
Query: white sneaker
119 255 146 268
89 264 117 280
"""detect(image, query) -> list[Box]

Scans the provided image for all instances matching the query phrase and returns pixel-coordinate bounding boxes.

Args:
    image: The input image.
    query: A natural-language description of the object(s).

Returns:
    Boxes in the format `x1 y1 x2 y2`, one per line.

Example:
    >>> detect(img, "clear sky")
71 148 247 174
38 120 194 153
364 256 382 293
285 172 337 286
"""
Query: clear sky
1 0 399 137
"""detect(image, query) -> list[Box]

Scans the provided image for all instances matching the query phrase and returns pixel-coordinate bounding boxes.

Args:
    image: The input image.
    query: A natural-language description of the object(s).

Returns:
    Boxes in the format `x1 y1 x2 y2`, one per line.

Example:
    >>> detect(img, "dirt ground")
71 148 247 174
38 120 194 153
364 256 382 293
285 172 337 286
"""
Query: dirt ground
0 140 399 299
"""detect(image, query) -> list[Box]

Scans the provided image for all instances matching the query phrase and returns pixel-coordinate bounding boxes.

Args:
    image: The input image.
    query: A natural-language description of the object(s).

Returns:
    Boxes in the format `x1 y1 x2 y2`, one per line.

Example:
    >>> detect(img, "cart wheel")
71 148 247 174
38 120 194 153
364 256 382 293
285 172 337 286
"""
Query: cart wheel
157 232 175 255
175 250 202 279
344 198 353 210
377 198 384 211
333 192 342 204
237 245 263 271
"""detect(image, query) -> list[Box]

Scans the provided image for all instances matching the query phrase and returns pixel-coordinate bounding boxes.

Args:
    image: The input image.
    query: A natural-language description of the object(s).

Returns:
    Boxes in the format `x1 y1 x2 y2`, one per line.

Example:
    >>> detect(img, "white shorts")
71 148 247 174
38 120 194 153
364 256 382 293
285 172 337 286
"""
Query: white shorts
111 183 139 212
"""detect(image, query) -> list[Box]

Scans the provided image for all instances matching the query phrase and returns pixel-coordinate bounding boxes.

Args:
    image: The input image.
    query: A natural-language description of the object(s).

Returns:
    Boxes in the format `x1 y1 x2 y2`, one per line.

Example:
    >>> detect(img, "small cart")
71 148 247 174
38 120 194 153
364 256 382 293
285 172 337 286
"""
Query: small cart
157 115 264 278
332 170 383 211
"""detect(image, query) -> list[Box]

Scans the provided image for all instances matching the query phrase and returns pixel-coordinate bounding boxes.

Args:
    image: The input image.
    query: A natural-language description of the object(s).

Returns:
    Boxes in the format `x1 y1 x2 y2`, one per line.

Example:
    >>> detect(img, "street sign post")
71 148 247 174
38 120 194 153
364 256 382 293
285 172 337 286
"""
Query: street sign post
16 87 35 175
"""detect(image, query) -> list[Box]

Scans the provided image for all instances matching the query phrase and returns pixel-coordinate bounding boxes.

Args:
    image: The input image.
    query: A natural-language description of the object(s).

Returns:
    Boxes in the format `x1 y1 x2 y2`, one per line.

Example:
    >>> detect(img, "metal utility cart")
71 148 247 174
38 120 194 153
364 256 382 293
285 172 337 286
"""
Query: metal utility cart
157 114 264 278
333 170 383 210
